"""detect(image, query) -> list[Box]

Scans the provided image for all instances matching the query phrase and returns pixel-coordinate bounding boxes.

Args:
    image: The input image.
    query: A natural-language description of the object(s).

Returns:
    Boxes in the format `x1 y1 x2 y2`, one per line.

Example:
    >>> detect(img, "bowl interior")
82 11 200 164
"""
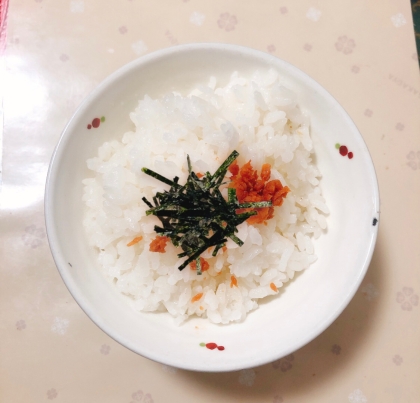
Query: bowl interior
45 44 379 372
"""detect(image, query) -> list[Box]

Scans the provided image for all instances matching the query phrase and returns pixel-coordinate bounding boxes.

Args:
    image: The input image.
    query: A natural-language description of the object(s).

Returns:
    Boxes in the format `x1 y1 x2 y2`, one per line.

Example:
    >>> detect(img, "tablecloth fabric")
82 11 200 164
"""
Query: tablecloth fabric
1 1 420 402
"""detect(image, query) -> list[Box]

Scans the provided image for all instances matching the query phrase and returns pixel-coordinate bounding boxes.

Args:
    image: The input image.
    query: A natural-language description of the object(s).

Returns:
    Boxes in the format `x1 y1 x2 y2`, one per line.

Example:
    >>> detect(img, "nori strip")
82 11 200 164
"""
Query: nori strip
141 151 271 273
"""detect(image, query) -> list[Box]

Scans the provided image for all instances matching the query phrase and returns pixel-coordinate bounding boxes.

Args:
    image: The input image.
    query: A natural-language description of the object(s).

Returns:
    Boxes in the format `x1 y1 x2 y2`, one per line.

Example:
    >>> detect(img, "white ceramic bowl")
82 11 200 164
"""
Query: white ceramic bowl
45 43 379 372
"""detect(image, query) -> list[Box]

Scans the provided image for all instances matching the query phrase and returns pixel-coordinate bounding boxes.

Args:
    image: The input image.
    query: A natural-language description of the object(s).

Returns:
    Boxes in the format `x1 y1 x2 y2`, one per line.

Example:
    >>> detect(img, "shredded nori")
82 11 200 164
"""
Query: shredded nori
141 150 272 273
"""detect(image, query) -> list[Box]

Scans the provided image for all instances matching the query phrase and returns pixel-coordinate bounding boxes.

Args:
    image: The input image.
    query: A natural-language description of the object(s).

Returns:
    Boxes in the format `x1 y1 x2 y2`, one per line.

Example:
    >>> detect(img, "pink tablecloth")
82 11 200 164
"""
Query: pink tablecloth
1 1 419 402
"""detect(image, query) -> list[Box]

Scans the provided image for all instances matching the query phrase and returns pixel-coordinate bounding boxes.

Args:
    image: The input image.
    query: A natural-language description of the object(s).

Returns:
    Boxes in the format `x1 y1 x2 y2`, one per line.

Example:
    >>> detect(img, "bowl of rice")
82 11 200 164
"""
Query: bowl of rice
45 43 379 372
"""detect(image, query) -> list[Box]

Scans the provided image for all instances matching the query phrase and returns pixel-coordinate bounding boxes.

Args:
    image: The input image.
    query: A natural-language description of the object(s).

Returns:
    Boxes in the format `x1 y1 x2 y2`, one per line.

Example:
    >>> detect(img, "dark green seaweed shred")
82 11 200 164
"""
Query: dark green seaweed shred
141 150 272 273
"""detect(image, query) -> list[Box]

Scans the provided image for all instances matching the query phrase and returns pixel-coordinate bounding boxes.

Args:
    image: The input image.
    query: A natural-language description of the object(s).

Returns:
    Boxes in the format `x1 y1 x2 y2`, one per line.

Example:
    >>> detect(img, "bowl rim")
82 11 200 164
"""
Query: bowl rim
45 42 380 372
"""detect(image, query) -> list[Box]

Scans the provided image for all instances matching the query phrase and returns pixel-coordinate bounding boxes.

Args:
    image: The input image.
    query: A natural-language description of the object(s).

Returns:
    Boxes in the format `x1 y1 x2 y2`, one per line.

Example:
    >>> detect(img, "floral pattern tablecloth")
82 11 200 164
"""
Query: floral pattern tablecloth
1 1 419 402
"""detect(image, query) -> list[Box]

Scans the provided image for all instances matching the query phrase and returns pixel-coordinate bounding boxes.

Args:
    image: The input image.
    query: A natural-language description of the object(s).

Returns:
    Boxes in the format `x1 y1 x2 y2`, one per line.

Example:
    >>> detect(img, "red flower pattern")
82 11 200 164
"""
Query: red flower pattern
331 344 341 355
130 390 154 403
100 344 111 355
406 151 420 170
47 389 57 400
396 287 418 311
217 13 237 31
335 36 356 54
272 354 295 371
16 320 26 330
393 354 403 365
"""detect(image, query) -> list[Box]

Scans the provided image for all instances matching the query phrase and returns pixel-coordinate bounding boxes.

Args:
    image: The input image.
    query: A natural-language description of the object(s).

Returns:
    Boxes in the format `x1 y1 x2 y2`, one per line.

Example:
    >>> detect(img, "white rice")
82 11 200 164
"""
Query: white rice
82 69 329 325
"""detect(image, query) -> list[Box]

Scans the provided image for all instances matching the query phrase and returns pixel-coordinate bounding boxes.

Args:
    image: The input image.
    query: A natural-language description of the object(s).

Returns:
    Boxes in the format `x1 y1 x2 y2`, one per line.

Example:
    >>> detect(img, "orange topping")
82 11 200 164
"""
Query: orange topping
191 293 203 303
149 236 169 253
228 160 240 176
261 163 271 182
199 306 204 310
270 283 278 292
272 186 290 206
196 172 204 178
229 161 290 225
190 257 210 272
127 236 143 247
230 275 238 288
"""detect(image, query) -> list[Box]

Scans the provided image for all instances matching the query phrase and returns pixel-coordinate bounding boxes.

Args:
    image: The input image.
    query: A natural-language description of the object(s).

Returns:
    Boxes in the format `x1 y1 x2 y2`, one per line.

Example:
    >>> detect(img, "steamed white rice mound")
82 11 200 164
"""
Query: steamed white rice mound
82 69 329 325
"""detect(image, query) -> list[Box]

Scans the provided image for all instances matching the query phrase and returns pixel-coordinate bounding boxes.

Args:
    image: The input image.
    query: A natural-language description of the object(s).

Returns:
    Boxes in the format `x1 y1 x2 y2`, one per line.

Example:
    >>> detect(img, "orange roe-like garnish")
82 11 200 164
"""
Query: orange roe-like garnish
228 160 240 176
222 246 227 252
229 160 290 225
196 172 204 178
190 257 210 272
270 283 278 292
261 163 271 182
127 236 143 247
149 236 169 253
191 293 203 303
230 275 238 288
